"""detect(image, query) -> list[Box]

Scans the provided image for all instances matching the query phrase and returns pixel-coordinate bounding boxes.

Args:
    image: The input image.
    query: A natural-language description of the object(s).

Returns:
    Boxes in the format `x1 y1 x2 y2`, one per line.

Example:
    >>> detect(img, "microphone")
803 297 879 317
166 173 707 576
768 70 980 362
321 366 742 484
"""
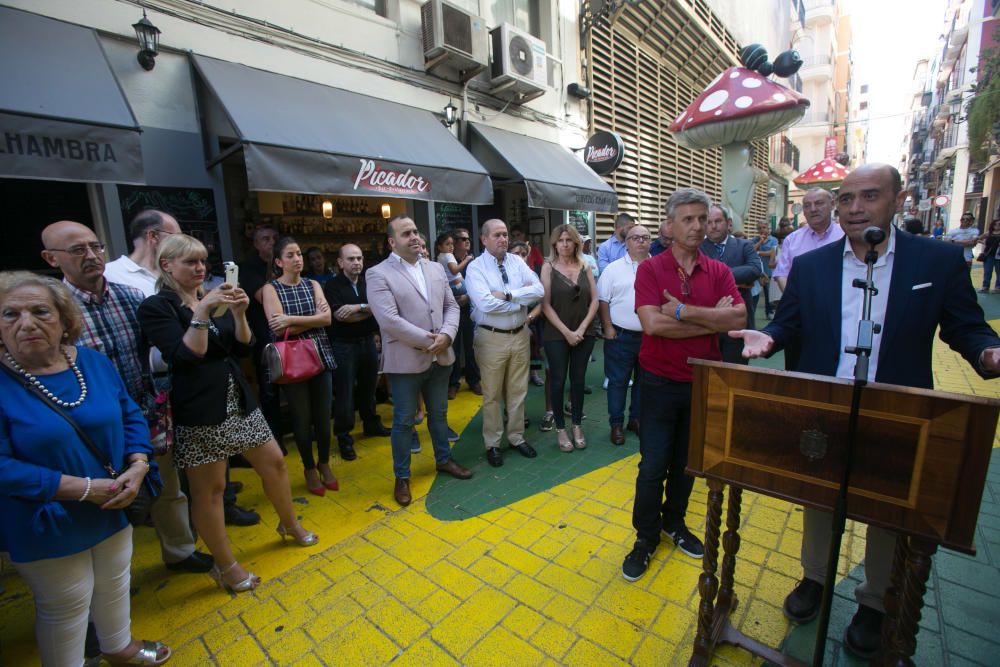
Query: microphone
863 227 886 246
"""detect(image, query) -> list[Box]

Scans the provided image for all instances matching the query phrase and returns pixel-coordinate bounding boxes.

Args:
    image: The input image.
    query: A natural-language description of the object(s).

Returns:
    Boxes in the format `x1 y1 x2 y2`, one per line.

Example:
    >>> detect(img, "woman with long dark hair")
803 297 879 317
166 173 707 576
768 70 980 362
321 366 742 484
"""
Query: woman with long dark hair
262 237 337 496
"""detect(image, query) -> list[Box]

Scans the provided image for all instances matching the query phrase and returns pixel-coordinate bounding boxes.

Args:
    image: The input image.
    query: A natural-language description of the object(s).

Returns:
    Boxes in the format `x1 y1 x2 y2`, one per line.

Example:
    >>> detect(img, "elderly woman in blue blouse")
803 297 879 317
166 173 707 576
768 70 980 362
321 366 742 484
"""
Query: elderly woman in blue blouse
0 271 169 666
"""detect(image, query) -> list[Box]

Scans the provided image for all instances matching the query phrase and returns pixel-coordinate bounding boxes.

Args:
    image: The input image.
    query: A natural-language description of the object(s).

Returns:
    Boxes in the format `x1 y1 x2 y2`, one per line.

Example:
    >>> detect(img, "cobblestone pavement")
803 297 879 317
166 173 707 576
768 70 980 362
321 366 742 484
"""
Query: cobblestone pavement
2 292 999 666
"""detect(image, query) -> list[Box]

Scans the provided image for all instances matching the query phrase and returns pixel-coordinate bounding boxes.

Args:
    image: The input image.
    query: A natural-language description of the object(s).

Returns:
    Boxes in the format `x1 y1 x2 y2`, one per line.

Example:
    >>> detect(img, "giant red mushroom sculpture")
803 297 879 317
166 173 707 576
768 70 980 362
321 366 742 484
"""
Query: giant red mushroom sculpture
669 47 809 231
793 157 851 191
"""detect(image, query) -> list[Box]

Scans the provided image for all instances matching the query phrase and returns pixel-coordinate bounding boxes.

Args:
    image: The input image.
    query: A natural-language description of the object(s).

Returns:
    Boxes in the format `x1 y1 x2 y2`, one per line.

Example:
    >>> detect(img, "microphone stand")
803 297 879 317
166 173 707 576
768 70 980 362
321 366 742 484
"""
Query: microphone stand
811 233 882 667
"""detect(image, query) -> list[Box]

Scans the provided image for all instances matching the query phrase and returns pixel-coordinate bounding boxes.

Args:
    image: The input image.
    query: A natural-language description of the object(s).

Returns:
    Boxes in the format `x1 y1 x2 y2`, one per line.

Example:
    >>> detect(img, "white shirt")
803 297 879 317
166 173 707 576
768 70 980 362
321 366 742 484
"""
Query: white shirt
597 254 643 332
945 226 979 262
836 228 896 381
104 255 158 297
466 251 544 329
392 252 427 300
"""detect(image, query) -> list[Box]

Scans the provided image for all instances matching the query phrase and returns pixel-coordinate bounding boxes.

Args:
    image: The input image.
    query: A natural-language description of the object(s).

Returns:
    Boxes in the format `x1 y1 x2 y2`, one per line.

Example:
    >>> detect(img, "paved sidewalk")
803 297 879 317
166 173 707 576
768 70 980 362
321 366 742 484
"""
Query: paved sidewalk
2 303 999 665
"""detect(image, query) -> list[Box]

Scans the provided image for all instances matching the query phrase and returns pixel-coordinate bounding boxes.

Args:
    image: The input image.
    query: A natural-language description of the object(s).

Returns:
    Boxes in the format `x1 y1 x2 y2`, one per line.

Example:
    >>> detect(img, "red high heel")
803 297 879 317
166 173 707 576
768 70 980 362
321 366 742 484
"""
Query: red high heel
318 464 339 491
305 469 325 497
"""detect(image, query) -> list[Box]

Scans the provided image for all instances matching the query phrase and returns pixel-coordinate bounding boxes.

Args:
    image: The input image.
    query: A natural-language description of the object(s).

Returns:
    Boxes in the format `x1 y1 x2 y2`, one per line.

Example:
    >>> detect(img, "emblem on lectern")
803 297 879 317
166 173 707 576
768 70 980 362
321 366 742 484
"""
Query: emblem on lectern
799 429 828 462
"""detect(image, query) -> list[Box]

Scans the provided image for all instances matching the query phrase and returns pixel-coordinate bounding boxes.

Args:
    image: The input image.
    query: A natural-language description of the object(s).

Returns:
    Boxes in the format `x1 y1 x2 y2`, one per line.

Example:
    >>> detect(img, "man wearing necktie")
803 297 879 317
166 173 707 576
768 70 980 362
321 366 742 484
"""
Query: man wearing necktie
699 205 762 363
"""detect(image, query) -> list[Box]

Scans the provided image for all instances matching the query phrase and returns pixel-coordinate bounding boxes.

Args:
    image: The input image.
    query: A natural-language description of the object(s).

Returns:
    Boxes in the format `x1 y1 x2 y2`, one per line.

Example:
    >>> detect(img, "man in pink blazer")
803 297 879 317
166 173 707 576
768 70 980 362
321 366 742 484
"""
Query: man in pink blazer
367 216 473 505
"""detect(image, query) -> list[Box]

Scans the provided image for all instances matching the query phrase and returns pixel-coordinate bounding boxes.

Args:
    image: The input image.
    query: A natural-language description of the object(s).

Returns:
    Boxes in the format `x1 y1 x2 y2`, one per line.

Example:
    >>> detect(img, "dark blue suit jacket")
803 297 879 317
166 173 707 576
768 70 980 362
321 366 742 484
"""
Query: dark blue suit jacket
762 230 999 389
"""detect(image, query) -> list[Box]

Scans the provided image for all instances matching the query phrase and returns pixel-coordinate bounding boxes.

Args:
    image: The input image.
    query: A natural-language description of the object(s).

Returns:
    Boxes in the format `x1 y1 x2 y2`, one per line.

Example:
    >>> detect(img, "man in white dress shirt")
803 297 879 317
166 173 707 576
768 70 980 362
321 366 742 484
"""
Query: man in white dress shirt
466 219 545 468
103 209 181 291
597 224 651 445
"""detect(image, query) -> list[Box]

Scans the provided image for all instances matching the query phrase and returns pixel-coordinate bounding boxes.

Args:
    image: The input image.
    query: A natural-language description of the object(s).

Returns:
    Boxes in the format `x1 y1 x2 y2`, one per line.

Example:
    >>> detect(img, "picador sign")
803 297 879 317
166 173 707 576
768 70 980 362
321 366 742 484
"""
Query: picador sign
583 131 625 175
353 158 431 195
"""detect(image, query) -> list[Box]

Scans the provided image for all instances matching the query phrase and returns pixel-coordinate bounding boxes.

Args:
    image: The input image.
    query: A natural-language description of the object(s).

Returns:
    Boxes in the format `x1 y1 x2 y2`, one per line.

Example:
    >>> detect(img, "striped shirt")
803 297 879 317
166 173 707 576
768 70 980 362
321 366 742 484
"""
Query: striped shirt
65 279 149 408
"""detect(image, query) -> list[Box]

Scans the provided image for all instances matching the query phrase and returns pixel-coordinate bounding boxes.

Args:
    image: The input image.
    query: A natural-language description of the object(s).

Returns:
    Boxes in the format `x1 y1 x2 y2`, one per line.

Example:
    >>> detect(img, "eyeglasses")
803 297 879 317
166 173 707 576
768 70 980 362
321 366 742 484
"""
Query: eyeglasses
626 235 651 242
46 242 106 257
455 236 470 242
676 266 692 298
154 228 176 236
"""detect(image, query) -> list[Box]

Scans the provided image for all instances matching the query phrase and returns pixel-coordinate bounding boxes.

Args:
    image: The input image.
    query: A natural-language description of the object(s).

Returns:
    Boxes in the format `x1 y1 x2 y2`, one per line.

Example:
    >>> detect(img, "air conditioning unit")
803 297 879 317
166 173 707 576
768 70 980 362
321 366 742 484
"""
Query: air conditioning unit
489 23 547 99
421 0 488 80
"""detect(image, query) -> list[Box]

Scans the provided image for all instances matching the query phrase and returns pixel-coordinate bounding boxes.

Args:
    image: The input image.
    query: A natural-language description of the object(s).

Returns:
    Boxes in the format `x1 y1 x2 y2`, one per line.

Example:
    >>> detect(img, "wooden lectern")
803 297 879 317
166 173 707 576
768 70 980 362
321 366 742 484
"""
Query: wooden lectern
685 360 999 667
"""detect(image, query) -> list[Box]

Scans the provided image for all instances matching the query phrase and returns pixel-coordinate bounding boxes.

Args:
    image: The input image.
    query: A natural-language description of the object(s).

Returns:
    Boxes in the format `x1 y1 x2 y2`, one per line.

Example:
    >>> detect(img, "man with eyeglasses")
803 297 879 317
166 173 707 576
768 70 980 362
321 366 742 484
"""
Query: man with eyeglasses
944 212 979 268
466 219 544 468
41 220 216 576
621 188 746 583
103 209 181 293
448 229 483 399
597 225 651 446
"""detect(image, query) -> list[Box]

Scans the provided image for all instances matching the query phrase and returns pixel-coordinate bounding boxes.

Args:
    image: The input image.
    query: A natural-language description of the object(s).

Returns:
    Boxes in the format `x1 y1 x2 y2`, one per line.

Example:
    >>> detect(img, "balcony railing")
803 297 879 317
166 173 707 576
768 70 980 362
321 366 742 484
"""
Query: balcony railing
797 111 831 125
781 135 800 171
799 55 832 67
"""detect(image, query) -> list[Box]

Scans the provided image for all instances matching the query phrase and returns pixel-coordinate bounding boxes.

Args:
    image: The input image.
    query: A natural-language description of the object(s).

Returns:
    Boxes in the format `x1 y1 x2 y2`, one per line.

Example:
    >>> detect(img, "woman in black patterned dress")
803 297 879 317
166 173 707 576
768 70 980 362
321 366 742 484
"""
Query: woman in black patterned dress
138 235 318 595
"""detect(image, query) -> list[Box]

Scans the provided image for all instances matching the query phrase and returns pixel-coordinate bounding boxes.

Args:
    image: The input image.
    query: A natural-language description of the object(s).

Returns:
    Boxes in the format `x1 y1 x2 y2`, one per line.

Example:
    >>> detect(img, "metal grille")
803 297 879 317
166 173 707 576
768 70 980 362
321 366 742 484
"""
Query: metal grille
586 0 770 240
442 3 473 55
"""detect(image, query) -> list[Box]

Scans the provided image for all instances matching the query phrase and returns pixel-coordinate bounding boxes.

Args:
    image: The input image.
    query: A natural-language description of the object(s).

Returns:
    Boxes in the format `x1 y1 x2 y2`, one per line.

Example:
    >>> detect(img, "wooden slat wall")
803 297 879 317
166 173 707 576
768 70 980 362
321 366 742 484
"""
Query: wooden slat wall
587 0 770 241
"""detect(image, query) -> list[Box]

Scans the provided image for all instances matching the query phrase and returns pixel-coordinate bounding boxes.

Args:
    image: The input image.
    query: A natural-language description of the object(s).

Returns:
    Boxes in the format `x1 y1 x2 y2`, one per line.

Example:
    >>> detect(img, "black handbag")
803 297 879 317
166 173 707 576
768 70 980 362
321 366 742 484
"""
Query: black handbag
0 363 162 525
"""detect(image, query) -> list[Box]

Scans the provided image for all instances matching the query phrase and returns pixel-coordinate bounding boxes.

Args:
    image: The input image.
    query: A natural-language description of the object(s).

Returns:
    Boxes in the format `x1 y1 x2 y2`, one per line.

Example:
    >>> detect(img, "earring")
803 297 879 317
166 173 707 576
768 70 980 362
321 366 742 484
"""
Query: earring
62 332 69 339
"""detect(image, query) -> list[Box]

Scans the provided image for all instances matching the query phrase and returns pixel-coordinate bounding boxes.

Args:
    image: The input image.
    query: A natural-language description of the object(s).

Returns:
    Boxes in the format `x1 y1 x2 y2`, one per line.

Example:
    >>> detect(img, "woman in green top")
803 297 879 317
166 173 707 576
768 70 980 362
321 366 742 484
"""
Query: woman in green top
540 225 600 453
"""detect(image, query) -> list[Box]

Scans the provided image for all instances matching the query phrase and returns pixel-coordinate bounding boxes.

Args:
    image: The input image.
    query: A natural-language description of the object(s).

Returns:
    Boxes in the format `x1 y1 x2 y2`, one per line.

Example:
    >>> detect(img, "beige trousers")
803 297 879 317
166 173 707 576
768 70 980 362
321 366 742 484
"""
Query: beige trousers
473 326 531 449
150 449 197 564
801 506 896 612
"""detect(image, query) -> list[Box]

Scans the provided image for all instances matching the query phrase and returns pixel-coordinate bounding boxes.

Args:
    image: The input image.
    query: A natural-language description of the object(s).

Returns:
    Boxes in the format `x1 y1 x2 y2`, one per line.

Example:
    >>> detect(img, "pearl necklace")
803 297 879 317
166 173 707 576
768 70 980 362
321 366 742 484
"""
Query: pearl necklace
5 349 88 408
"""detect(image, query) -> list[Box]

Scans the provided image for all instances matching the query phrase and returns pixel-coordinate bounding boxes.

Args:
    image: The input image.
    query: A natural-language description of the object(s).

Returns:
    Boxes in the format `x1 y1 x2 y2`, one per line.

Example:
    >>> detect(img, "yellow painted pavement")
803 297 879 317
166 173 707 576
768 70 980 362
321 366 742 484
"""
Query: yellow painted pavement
2 314 999 666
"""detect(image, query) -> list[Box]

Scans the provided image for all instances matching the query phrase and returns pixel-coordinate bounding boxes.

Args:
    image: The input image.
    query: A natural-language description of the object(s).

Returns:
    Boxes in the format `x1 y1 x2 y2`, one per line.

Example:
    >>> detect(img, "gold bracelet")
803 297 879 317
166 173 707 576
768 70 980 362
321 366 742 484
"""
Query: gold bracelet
128 459 150 469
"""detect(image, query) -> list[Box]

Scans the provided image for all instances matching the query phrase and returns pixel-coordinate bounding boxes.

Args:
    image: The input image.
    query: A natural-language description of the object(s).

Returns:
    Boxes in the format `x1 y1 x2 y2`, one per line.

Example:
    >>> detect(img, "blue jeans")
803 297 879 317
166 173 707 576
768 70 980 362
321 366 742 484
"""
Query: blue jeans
282 371 333 470
330 338 380 444
604 331 641 426
631 369 695 545
387 363 453 479
983 254 1000 289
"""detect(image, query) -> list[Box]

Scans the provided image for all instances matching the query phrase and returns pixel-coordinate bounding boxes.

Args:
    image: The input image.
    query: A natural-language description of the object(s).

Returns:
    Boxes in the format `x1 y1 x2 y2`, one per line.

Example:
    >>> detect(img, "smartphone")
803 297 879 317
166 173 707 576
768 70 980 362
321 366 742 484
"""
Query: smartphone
213 262 239 317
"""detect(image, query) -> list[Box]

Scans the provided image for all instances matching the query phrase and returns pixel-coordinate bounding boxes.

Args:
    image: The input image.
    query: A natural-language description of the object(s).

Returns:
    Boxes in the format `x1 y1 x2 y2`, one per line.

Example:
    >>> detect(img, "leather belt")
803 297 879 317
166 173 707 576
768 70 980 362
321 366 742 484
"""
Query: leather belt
479 324 524 334
614 325 643 336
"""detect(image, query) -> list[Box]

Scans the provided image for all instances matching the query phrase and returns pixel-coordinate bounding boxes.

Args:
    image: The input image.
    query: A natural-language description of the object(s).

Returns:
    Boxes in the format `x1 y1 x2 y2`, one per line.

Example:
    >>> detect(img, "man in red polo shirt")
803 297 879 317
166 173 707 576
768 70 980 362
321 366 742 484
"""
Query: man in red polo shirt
622 187 747 582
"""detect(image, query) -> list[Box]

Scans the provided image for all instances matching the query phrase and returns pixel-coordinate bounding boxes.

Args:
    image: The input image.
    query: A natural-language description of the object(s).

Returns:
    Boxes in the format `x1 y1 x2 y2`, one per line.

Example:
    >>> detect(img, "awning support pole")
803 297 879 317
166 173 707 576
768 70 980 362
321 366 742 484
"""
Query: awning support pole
205 142 245 170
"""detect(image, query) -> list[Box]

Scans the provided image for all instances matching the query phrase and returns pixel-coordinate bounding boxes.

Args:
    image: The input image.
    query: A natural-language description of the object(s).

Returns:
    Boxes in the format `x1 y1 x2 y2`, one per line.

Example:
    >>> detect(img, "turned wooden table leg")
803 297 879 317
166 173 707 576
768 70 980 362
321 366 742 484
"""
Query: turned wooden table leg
880 535 911 665
884 537 937 667
717 486 742 614
690 479 725 667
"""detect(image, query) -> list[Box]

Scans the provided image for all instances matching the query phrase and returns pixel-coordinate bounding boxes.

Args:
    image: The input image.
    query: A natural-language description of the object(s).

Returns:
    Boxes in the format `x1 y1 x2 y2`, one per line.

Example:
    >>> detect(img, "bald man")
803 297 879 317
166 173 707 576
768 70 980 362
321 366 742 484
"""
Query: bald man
732 164 1000 659
104 209 182 295
41 221 214 574
323 243 389 461
466 219 544 468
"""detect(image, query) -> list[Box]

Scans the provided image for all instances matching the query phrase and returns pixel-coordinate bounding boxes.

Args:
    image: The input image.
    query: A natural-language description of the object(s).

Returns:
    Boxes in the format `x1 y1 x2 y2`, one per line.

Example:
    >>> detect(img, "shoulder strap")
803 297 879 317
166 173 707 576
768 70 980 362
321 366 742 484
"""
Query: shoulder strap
0 362 119 476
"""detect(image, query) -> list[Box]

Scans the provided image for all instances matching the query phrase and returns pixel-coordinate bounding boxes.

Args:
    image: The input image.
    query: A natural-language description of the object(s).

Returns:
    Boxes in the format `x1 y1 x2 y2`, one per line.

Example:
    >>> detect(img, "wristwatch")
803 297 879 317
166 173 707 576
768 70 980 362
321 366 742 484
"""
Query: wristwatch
359 303 368 312
504 292 512 302
189 318 210 330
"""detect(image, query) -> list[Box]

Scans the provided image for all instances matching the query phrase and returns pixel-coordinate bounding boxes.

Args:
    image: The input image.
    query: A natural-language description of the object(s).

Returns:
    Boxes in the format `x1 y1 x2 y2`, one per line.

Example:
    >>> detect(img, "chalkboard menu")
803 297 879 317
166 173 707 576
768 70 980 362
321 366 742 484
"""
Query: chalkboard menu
569 210 591 237
435 202 473 238
118 185 221 270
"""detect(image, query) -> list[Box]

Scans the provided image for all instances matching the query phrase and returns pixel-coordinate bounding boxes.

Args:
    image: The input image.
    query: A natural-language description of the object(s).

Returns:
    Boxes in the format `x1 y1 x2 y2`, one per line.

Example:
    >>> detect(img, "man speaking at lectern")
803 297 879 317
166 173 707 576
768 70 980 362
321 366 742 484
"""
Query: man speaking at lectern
731 164 1000 659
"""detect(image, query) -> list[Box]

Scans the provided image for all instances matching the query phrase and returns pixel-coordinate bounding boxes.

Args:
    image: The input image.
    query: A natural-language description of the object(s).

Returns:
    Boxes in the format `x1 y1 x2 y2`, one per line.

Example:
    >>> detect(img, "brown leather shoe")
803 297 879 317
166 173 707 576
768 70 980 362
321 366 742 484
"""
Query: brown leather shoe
436 459 473 479
393 478 411 506
469 383 483 396
448 385 458 400
610 424 625 445
626 418 640 434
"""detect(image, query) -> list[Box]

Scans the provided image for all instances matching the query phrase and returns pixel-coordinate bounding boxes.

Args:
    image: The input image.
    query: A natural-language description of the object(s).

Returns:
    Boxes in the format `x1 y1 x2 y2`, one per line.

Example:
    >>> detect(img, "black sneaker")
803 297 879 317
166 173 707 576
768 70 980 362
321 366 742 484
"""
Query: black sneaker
224 504 261 526
622 539 656 582
664 525 704 558
783 578 824 623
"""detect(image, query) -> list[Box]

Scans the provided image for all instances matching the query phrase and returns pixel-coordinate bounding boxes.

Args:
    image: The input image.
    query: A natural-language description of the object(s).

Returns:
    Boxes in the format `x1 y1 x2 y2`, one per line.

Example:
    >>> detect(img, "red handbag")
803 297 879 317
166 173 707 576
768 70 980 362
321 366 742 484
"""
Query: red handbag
263 329 323 384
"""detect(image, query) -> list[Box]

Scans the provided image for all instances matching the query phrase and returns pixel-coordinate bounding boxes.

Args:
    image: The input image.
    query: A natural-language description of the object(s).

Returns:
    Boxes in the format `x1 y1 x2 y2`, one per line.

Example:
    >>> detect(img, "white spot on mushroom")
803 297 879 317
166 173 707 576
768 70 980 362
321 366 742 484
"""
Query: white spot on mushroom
729 71 741 79
735 96 754 109
772 93 787 103
714 110 723 115
699 90 729 112
823 166 834 172
742 78 762 89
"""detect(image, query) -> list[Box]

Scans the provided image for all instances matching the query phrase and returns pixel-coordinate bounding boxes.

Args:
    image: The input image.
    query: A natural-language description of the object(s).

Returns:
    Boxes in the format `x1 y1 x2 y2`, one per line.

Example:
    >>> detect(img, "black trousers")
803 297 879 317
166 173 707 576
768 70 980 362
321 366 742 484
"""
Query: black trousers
331 337 381 444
